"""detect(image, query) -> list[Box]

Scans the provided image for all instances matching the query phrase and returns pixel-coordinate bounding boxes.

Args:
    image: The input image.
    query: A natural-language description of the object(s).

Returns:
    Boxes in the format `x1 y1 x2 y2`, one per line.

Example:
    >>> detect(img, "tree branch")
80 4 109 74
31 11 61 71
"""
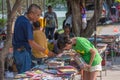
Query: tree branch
10 0 23 19
81 0 103 37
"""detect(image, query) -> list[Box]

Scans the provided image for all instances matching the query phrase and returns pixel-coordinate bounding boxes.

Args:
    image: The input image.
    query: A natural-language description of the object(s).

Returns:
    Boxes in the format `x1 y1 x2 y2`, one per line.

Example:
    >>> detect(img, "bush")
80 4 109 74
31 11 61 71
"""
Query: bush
0 19 7 28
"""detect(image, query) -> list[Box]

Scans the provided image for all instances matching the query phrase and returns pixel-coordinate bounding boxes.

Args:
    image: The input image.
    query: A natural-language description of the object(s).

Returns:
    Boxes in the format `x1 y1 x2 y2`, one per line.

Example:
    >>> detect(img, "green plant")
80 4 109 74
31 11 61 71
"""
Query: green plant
0 18 7 27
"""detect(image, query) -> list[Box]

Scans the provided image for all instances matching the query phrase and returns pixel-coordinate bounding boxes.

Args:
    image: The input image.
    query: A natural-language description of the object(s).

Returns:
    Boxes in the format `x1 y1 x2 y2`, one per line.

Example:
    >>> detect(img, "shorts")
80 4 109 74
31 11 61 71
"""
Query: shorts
82 18 87 29
82 22 87 29
84 63 102 72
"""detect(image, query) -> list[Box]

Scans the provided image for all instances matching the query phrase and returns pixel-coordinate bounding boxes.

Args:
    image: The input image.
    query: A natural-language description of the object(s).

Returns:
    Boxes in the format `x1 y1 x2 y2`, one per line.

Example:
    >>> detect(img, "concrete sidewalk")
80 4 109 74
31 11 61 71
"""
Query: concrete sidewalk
97 57 120 80
97 23 120 35
97 24 120 80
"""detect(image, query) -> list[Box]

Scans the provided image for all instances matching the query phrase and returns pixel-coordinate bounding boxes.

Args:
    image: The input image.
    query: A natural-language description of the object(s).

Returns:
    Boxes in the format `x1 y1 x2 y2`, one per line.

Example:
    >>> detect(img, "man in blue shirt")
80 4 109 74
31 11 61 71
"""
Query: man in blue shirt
12 4 54 73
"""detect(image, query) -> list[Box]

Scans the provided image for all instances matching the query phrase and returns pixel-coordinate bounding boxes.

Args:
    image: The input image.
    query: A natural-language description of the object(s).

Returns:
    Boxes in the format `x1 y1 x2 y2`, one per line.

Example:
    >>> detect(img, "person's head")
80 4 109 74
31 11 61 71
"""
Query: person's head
80 2 85 12
26 4 41 22
80 2 84 8
48 5 53 13
63 24 71 35
33 21 40 30
57 35 72 51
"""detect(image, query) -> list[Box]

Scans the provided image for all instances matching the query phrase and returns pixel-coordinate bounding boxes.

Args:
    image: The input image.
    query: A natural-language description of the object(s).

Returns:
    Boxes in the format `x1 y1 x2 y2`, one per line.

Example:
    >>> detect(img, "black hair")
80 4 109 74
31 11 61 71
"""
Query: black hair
54 32 60 40
48 35 53 40
33 21 40 28
27 4 41 14
79 2 84 8
57 35 72 50
63 24 71 30
48 5 52 9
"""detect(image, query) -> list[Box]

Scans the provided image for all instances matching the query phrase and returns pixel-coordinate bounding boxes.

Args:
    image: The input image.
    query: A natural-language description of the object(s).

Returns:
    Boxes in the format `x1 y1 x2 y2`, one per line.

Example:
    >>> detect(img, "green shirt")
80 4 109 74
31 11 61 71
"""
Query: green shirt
72 37 102 66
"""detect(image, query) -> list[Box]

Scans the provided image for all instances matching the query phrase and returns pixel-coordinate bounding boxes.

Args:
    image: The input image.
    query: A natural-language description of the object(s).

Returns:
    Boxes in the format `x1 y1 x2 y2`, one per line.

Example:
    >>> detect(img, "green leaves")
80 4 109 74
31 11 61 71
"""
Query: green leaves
0 19 6 27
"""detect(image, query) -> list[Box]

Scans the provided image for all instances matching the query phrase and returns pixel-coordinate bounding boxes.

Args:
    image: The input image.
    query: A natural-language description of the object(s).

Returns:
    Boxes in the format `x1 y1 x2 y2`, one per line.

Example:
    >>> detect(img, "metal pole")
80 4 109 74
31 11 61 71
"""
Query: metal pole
94 0 97 47
1 0 4 19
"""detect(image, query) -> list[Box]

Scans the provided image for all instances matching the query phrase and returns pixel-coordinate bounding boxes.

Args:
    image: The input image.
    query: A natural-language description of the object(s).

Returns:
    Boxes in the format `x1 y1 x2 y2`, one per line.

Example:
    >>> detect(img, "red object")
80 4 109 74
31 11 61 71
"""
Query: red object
102 9 106 14
113 27 119 32
102 59 106 66
25 71 36 77
57 66 77 75
0 48 2 51
117 5 120 10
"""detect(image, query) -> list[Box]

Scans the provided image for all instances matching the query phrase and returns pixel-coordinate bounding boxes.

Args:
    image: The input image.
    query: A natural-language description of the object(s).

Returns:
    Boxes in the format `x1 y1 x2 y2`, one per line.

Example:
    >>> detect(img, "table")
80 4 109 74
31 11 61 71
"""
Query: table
97 43 108 80
97 43 108 54
14 56 81 80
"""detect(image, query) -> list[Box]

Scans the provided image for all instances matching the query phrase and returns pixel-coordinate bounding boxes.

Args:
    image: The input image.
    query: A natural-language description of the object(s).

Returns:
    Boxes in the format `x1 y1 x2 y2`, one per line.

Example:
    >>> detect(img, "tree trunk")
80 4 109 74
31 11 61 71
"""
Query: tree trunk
66 0 72 14
67 0 81 36
0 0 23 79
81 0 103 37
66 0 103 37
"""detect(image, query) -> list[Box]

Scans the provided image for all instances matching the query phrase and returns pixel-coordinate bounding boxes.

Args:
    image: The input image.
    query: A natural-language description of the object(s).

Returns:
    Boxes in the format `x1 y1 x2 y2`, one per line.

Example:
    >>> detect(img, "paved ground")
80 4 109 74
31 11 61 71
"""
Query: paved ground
97 57 120 80
97 23 120 80
97 23 120 35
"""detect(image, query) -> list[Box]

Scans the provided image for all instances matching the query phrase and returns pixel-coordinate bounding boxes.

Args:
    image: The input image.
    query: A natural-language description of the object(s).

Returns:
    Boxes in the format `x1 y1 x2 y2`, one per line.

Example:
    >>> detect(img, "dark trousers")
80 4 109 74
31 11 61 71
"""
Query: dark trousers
45 27 55 40
13 49 31 73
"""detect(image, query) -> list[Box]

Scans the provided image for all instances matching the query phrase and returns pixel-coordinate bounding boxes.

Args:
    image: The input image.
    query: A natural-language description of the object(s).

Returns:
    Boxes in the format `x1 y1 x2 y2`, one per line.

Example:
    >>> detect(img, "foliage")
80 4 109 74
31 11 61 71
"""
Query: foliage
0 18 7 27
46 0 66 7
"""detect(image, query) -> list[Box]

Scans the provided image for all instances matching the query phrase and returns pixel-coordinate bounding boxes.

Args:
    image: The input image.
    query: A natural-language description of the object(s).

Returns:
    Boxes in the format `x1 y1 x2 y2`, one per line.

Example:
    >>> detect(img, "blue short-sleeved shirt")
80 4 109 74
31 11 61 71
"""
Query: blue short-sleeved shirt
12 16 33 52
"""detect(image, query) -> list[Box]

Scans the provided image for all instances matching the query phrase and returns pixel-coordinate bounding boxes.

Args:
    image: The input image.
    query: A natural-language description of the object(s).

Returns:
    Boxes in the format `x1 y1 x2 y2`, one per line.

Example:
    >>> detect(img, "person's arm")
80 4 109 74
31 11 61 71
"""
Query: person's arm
29 40 55 57
29 40 45 52
89 48 96 66
54 12 58 28
25 22 54 57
